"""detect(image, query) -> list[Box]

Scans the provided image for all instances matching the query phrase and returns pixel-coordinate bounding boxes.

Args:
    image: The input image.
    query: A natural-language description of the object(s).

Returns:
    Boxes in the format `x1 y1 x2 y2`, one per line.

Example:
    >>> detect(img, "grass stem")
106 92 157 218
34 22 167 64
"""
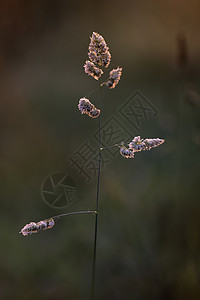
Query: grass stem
90 86 102 300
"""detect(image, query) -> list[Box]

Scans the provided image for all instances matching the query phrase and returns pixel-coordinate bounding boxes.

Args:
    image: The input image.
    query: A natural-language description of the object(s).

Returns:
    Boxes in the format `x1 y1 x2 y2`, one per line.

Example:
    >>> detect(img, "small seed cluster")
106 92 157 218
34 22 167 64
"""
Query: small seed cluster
78 97 100 118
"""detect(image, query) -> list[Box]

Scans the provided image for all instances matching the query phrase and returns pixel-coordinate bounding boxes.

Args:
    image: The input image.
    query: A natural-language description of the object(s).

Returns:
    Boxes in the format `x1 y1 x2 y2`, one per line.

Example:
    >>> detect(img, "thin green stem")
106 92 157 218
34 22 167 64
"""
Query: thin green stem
90 85 102 300
100 144 119 151
50 210 97 221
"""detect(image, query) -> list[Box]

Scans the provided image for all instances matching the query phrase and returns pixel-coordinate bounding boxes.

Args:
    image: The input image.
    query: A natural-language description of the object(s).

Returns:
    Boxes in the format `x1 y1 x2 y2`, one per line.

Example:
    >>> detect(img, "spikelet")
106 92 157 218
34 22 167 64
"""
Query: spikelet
88 32 111 68
78 98 100 118
19 218 55 236
78 97 94 114
89 32 109 54
19 211 97 237
143 138 165 150
84 60 103 80
128 136 165 152
119 146 135 158
89 108 101 118
118 136 165 159
106 67 122 89
128 136 146 152
101 51 112 68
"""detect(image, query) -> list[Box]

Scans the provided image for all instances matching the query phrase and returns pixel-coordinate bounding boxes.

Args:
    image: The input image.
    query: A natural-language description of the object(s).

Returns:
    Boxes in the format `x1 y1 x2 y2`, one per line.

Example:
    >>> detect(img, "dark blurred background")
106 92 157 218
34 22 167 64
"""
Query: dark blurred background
1 0 200 299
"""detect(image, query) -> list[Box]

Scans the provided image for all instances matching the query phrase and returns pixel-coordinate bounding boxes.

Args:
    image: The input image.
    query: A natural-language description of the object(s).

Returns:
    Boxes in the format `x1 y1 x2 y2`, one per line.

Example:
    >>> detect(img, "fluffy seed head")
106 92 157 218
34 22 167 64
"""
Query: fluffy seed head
78 97 94 114
119 136 165 159
84 60 103 80
128 136 165 152
106 67 122 89
78 98 100 118
89 32 109 54
101 51 111 68
88 32 111 68
19 218 55 236
143 138 165 150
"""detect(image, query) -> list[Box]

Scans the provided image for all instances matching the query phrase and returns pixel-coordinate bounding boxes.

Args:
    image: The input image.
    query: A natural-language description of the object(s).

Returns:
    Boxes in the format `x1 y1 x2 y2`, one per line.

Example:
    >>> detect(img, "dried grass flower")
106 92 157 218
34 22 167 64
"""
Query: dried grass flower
84 60 103 80
128 136 165 152
19 218 55 236
19 211 96 237
88 32 111 68
142 138 165 150
78 97 94 114
106 67 122 89
112 136 165 159
78 97 100 118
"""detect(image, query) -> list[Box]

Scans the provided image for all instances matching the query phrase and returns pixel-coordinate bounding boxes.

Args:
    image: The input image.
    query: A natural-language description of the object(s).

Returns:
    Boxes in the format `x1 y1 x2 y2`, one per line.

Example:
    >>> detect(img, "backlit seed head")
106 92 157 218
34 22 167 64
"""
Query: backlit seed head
78 97 100 119
19 218 55 236
78 97 94 114
88 32 111 68
89 32 109 54
143 138 165 150
119 136 165 158
128 136 165 152
101 51 111 68
84 60 103 80
106 67 122 89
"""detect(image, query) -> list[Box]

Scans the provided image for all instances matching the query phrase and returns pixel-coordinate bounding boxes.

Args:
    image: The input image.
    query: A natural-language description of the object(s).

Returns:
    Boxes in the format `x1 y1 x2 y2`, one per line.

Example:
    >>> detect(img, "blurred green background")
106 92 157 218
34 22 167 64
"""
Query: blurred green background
1 0 200 299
